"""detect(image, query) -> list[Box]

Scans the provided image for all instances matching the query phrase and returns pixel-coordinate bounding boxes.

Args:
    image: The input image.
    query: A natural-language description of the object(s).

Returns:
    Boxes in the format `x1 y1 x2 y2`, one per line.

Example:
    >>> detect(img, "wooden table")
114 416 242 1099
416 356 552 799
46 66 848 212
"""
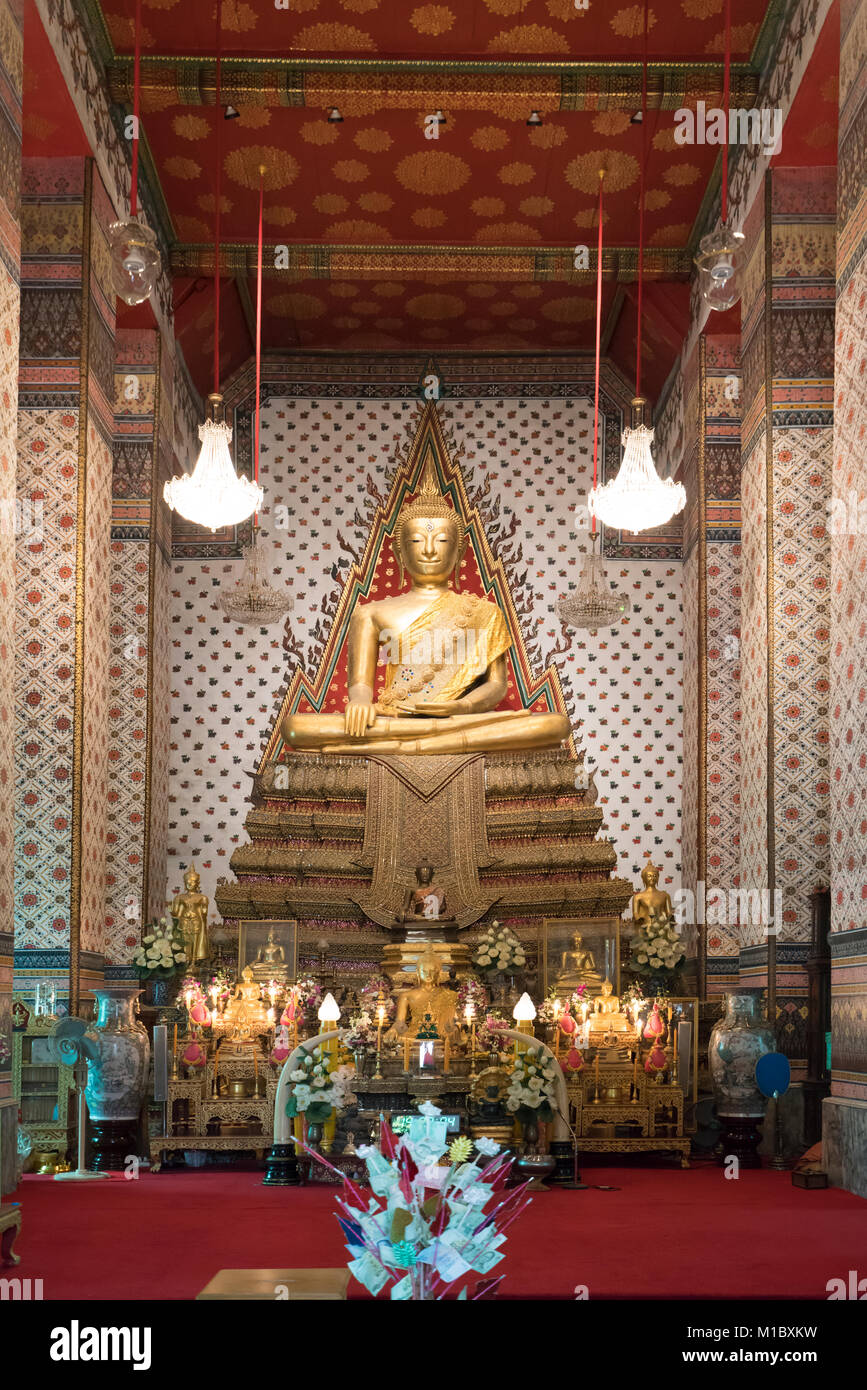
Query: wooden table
196 1267 350 1300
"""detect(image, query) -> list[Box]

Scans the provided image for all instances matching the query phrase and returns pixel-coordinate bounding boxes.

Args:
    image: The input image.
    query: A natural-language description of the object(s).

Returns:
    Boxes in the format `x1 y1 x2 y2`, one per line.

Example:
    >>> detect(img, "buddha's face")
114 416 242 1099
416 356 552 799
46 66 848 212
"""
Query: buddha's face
642 865 659 889
397 513 462 584
417 864 434 886
417 955 439 986
185 869 200 891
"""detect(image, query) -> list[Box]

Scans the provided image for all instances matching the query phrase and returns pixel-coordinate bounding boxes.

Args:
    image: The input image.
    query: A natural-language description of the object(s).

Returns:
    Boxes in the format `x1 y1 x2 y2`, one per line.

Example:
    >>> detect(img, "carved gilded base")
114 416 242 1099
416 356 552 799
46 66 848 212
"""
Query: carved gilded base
381 930 474 984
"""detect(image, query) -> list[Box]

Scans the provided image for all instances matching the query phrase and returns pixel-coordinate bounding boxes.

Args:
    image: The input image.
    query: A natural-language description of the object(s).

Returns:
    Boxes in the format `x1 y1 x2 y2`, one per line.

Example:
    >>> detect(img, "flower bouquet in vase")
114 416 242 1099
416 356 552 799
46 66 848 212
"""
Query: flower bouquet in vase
506 1045 559 1187
473 922 526 1007
133 918 188 1005
285 1045 338 1151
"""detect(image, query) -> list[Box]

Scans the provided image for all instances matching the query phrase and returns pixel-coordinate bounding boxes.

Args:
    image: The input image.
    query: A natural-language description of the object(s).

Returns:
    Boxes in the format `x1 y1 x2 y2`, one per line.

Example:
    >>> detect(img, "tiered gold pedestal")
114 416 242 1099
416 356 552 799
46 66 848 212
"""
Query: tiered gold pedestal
150 1057 278 1172
216 749 633 984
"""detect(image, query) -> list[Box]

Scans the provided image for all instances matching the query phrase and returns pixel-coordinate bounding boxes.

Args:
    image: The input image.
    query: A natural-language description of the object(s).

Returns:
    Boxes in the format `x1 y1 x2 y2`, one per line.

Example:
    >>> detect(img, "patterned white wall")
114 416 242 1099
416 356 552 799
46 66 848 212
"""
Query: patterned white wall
168 396 684 911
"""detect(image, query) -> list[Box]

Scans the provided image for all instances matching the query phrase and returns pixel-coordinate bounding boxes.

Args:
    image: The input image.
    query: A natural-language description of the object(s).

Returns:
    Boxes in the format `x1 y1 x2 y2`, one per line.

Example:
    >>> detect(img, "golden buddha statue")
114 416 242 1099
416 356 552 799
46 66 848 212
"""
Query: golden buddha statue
387 945 458 1041
631 861 676 929
249 927 290 985
221 966 271 1042
170 866 210 965
555 930 603 992
587 979 634 1045
281 457 569 756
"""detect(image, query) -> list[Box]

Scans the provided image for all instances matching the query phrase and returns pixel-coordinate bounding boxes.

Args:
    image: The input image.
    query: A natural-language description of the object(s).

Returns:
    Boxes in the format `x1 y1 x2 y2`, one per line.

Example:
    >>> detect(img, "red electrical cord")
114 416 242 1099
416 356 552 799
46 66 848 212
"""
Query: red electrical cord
254 165 265 524
721 0 732 225
213 0 223 397
635 0 649 401
129 0 142 217
591 169 605 537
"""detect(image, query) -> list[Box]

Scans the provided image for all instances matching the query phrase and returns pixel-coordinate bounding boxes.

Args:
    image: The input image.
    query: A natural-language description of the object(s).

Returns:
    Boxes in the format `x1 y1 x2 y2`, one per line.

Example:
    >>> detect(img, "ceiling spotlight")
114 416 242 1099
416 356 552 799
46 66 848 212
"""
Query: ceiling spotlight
328 107 344 123
224 104 240 120
527 110 543 127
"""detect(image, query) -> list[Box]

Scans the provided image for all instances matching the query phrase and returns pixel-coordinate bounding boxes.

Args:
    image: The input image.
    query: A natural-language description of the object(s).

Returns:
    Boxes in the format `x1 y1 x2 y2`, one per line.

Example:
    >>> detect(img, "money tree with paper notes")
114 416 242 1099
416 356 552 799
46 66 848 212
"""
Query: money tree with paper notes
297 1100 532 1300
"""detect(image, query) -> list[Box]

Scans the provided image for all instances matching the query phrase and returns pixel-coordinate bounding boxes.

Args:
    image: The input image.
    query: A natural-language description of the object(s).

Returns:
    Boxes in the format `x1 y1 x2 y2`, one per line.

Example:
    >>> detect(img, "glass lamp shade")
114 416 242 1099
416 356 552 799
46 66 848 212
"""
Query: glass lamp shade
108 219 160 306
588 398 686 535
163 393 264 532
558 532 630 632
694 225 746 312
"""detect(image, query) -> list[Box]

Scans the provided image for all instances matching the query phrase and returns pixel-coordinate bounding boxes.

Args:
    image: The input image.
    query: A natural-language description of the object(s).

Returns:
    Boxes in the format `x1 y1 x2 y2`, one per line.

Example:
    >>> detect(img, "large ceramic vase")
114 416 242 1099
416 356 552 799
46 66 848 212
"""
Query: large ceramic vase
85 985 150 1171
708 990 776 1168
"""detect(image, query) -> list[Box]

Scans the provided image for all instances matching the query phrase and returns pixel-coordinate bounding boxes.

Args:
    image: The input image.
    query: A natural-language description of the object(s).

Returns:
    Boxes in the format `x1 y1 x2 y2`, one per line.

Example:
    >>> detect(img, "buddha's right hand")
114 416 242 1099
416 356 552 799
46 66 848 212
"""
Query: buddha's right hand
344 701 378 738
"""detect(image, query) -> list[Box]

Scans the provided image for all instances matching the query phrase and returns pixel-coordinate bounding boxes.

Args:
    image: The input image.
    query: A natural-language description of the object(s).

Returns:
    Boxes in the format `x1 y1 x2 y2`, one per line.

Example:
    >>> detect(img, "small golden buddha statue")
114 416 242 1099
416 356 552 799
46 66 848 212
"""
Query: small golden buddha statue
387 946 458 1041
631 861 675 929
222 966 271 1042
171 866 210 964
587 979 633 1045
249 927 290 985
555 931 603 992
282 456 569 756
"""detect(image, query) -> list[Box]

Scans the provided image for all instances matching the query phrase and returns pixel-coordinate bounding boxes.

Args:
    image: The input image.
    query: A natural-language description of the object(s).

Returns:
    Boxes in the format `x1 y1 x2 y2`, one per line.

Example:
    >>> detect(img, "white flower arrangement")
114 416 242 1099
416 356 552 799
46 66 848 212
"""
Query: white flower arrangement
473 921 526 974
285 1045 338 1124
506 1045 558 1124
631 911 684 978
132 917 187 978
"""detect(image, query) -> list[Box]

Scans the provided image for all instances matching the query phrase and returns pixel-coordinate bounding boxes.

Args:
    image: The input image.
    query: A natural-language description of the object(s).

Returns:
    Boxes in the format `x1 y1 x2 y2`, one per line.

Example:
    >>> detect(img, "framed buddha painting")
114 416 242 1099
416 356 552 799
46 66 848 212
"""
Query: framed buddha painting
238 920 298 985
542 918 620 998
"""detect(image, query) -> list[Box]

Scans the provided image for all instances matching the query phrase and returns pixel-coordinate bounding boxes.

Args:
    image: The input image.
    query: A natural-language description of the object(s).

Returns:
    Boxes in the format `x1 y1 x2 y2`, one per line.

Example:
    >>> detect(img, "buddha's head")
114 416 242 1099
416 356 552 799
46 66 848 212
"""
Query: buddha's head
393 455 466 589
415 860 435 887
641 861 660 889
184 866 200 892
416 945 441 987
572 931 584 948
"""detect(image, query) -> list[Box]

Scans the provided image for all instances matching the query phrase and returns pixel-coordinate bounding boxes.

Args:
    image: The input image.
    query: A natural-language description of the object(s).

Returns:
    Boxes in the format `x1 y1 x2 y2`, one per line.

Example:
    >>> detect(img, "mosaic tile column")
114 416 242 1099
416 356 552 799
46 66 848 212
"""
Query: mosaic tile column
678 335 743 1000
823 0 867 1196
739 166 835 1089
15 156 116 1013
105 327 172 971
0 0 21 1193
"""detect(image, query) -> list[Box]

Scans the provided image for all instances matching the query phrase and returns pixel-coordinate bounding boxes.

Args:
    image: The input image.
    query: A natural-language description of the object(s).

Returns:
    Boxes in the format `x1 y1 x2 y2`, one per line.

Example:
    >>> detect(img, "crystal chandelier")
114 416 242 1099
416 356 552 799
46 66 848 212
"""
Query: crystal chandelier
588 397 686 535
163 393 263 531
219 534 293 626
558 533 630 632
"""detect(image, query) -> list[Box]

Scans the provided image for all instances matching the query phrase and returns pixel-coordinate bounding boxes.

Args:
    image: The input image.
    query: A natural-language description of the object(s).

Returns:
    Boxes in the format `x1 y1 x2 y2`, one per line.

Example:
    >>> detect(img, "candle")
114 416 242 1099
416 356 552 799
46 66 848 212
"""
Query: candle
632 1050 639 1098
594 1053 600 1100
253 1050 259 1085
172 1022 178 1055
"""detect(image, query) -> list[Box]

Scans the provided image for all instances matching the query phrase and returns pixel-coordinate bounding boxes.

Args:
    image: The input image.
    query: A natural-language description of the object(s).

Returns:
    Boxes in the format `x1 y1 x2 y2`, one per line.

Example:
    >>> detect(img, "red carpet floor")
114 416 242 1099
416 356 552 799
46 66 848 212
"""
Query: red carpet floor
9 1163 867 1300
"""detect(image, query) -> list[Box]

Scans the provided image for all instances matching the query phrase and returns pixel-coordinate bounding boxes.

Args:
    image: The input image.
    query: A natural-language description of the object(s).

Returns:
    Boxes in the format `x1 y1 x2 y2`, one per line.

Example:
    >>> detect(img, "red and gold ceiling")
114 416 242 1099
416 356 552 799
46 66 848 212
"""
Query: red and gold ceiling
62 0 796 396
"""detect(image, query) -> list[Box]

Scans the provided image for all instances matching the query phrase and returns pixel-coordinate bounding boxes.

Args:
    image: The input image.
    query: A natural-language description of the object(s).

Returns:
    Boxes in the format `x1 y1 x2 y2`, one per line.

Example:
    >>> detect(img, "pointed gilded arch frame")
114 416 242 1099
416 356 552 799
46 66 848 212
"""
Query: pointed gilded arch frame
259 402 575 769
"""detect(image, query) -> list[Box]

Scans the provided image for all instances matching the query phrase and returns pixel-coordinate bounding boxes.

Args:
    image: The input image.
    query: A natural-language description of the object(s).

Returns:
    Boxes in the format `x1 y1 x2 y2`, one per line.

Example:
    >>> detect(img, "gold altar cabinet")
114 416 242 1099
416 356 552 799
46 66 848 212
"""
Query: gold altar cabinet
215 405 633 982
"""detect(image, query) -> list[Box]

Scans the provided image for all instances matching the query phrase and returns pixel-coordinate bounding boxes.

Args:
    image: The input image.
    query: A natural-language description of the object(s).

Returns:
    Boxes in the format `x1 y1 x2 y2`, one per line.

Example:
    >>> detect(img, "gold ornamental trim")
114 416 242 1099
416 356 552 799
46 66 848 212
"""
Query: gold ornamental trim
70 157 94 1018
107 56 758 113
170 243 692 284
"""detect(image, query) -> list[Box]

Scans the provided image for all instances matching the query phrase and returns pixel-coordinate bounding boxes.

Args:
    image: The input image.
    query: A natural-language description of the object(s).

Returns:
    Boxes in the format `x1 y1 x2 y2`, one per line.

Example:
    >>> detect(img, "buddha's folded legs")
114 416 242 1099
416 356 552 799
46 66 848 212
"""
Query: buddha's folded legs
281 709 569 755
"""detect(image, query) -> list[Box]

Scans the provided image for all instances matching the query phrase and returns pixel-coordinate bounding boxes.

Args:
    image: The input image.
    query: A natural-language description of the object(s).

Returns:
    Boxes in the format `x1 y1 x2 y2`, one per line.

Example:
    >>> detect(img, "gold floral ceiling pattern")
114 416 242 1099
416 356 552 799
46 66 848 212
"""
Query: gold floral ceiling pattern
90 0 778 394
